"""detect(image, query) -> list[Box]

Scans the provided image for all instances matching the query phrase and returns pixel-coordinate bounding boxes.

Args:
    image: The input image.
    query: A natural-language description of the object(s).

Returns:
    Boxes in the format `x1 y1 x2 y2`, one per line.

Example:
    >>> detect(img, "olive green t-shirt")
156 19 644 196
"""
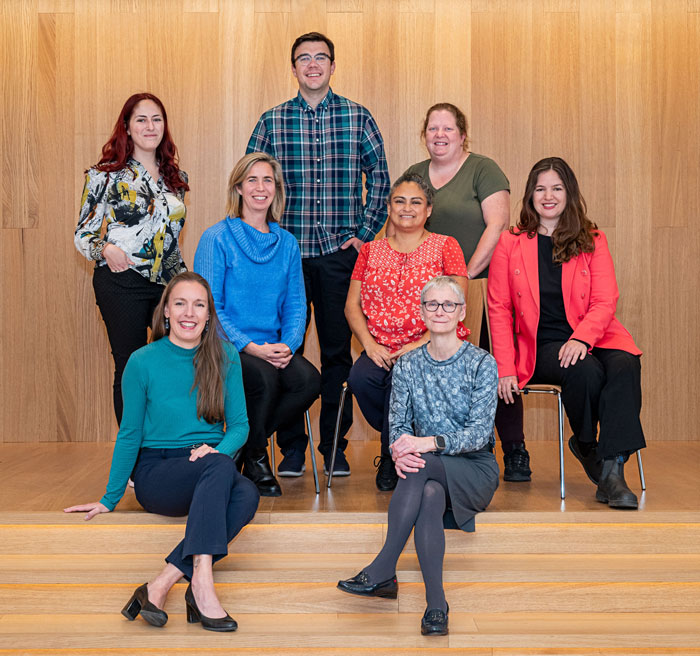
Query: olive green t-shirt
404 153 509 279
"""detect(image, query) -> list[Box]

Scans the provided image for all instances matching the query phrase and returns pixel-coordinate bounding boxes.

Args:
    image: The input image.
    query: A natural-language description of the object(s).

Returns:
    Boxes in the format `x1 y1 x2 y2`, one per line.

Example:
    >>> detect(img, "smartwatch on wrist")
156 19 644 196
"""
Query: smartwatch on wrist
434 435 446 452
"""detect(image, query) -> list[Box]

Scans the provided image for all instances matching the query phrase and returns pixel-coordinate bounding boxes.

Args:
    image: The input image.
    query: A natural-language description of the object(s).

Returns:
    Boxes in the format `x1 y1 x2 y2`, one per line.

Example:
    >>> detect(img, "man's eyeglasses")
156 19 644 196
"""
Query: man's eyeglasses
294 53 332 65
422 301 464 313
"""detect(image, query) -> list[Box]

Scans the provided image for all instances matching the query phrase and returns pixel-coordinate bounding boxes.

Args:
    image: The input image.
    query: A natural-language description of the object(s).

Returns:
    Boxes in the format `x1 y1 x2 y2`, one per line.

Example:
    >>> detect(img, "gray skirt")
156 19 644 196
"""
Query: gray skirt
441 449 500 532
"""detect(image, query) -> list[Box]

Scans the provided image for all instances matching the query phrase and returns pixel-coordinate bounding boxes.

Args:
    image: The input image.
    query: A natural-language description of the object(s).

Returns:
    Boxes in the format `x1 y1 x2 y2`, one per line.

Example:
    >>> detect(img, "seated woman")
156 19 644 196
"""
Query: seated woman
488 157 645 509
345 173 468 492
194 152 320 497
65 272 259 632
338 276 500 636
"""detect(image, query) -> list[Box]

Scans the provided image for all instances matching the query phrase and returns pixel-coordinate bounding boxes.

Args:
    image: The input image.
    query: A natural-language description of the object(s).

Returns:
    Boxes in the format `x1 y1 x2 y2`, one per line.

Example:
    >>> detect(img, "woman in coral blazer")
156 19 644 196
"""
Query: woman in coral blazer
488 157 645 509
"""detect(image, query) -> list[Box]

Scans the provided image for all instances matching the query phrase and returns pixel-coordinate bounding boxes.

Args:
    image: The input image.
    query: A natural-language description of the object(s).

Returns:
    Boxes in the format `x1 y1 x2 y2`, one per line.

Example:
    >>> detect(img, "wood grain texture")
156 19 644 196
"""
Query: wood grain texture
0 0 698 443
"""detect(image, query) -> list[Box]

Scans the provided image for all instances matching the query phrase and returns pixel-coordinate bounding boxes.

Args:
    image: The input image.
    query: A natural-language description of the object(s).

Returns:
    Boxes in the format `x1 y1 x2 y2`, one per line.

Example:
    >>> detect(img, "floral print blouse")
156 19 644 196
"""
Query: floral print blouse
351 233 469 352
74 159 188 284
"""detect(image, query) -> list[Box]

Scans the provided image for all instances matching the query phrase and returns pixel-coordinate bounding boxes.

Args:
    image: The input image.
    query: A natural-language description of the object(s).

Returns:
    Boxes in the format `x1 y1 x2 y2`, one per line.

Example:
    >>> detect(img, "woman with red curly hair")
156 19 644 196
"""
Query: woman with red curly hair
75 93 190 423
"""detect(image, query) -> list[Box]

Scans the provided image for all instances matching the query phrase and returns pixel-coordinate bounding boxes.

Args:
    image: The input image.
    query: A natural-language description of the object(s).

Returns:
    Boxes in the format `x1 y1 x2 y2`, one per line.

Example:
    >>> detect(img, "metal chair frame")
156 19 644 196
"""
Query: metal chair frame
270 409 320 495
327 382 349 488
522 384 646 499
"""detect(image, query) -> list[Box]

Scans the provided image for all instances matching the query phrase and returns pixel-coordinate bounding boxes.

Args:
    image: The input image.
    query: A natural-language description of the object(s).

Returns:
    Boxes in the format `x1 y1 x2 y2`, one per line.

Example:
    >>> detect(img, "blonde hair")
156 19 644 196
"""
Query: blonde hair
225 152 286 222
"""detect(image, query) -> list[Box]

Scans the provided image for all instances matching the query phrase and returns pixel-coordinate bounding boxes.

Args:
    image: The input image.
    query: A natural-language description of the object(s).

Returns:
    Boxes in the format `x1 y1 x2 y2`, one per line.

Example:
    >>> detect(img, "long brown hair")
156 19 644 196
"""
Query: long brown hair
151 272 227 424
515 157 597 263
94 93 189 194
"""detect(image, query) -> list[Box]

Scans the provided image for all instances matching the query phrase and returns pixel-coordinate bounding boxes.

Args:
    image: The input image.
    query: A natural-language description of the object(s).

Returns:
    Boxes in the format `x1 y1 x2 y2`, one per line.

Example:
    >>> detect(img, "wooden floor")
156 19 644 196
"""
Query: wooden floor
1 441 699 654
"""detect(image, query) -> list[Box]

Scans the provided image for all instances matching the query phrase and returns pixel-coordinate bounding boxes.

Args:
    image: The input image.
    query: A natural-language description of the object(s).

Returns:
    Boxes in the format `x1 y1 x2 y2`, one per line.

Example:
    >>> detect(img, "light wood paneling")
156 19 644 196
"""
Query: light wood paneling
1 0 699 443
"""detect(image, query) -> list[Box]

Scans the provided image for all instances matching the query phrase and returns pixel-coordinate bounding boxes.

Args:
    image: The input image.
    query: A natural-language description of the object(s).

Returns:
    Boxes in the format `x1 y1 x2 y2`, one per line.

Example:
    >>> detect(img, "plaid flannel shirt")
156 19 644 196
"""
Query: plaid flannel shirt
246 89 390 259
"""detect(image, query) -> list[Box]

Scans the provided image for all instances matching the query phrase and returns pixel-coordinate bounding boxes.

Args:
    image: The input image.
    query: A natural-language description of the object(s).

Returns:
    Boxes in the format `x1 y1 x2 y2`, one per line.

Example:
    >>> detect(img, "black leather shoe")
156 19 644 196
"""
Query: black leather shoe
421 603 449 636
121 582 168 627
185 583 238 632
568 436 602 485
243 447 282 497
596 456 638 509
337 570 398 599
374 455 398 492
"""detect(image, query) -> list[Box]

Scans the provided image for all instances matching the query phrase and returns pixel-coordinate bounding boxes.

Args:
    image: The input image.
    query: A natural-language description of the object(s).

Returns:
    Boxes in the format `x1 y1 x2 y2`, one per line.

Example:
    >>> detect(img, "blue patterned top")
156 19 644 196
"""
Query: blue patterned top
389 342 498 454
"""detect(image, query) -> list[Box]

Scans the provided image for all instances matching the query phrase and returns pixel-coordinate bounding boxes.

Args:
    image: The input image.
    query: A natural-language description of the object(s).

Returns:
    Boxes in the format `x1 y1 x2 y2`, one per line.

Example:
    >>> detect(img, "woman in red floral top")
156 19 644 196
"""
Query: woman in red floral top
345 173 468 491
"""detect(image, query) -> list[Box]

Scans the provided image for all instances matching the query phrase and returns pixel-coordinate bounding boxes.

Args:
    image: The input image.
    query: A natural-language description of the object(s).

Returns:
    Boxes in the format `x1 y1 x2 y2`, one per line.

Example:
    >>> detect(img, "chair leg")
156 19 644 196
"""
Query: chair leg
557 391 566 500
269 433 276 473
636 449 646 491
327 383 348 488
305 410 320 495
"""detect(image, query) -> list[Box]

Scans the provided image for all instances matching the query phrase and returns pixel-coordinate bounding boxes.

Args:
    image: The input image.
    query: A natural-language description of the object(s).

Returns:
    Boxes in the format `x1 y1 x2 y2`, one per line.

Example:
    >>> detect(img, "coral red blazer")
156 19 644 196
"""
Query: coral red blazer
487 229 641 386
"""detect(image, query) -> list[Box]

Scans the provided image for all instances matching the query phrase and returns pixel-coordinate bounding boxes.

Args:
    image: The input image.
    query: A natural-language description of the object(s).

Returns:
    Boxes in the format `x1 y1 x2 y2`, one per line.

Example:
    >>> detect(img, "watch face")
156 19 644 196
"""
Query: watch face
436 436 446 450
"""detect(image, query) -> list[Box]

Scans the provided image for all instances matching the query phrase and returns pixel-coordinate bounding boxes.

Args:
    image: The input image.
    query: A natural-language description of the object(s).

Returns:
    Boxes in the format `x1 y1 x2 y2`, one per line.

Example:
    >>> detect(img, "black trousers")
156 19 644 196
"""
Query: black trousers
496 341 646 460
277 247 358 455
133 447 260 580
239 352 321 450
92 266 164 424
347 352 392 457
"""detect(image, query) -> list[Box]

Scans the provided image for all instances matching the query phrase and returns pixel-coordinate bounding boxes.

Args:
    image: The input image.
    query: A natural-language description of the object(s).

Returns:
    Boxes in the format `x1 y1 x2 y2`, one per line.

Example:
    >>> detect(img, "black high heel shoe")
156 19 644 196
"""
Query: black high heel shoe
121 583 168 627
184 583 238 632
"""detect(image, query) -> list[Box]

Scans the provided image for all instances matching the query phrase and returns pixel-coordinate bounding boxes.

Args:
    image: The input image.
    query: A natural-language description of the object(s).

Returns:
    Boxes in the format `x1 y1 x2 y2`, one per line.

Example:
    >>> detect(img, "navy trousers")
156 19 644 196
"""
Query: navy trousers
132 447 260 580
347 352 393 458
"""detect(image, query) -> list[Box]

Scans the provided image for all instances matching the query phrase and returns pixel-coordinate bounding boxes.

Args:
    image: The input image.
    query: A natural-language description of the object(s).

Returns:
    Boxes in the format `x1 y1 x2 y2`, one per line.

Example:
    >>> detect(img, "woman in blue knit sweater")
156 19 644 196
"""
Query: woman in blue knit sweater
194 152 320 497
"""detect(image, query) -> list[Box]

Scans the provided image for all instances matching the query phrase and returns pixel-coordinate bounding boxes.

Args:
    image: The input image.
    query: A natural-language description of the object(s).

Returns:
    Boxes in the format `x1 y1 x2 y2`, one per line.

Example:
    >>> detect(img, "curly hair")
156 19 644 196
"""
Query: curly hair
515 157 597 263
94 93 189 194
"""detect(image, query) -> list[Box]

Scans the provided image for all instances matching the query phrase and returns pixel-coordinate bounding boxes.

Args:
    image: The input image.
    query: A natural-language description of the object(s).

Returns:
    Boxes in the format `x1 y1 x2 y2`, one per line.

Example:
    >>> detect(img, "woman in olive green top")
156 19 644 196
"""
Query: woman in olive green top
404 102 510 280
405 104 530 483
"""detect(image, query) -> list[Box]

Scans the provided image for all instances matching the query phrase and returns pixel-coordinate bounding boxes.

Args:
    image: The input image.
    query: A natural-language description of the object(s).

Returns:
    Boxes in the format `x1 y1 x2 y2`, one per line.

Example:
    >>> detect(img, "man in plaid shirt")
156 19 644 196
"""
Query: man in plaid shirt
247 31 390 477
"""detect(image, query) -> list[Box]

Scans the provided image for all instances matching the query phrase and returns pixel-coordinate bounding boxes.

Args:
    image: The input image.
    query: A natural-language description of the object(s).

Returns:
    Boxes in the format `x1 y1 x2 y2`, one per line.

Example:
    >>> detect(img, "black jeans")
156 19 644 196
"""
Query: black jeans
495 341 646 459
92 266 164 424
133 447 259 580
239 352 320 450
277 247 358 455
347 352 393 457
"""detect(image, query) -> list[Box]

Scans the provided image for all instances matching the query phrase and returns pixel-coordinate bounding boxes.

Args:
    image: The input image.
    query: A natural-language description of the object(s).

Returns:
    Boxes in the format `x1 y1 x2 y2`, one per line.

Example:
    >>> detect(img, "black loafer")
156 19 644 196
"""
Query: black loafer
337 570 398 599
421 603 449 636
568 437 602 485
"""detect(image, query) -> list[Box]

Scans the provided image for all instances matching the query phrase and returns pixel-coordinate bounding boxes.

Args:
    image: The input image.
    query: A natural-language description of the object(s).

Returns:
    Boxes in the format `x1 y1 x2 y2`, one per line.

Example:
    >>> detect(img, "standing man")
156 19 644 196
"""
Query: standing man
247 32 390 477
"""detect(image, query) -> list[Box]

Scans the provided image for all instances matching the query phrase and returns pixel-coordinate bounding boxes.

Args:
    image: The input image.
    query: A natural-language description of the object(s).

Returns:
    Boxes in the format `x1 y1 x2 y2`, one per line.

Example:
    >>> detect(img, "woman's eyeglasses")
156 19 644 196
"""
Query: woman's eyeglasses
422 301 464 313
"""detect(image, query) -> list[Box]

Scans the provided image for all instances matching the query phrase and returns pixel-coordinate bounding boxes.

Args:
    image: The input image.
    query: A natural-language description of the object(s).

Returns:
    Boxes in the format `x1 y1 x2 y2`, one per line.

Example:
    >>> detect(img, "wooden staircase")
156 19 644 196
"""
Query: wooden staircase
1 509 700 654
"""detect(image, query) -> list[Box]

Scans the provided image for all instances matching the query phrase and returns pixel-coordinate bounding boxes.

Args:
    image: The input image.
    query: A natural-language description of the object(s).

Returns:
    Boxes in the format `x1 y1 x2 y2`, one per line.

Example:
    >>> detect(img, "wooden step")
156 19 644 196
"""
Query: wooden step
4 552 700 584
3 521 699 555
2 580 700 615
1 612 700 650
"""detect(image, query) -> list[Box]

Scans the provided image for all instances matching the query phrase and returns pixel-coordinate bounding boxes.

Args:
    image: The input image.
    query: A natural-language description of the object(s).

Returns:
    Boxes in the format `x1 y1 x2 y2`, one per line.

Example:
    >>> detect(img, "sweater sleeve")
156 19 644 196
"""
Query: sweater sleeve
279 236 307 353
194 225 254 351
214 345 250 456
438 354 498 455
99 352 148 511
388 356 415 445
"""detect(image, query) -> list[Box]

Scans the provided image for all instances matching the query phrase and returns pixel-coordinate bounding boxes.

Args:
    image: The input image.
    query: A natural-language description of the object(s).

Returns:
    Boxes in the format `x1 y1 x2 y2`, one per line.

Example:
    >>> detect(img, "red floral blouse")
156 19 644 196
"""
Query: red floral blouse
351 233 469 352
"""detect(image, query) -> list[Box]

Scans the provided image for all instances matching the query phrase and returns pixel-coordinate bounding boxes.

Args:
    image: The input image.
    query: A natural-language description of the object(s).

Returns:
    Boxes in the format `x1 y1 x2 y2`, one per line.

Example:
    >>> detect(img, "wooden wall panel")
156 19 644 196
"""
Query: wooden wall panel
0 0 698 444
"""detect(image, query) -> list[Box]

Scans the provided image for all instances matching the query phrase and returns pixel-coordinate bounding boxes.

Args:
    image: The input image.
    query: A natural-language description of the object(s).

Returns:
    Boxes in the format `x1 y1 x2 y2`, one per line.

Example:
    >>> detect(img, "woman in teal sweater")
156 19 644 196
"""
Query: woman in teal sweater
194 152 320 497
66 272 258 633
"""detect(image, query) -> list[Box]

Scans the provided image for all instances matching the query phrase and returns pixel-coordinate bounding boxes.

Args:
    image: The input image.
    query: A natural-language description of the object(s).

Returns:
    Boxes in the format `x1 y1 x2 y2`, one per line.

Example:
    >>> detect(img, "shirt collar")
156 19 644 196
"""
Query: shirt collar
296 88 334 113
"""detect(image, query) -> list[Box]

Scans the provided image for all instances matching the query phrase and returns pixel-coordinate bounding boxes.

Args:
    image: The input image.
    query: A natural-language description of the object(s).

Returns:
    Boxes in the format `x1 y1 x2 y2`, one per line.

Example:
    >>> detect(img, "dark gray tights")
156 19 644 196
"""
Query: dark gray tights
364 452 448 611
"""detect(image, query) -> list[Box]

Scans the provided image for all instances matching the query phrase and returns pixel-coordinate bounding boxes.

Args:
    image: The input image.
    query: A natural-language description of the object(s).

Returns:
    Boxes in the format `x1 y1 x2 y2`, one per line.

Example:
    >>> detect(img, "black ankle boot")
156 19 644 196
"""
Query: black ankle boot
596 456 638 509
243 447 282 497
